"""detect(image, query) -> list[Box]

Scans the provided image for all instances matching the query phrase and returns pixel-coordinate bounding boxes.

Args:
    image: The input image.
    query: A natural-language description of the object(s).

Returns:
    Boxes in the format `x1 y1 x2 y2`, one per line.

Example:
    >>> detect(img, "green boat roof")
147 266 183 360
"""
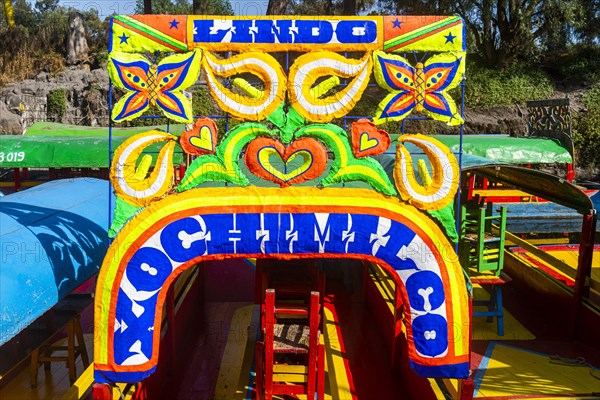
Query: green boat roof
0 123 572 169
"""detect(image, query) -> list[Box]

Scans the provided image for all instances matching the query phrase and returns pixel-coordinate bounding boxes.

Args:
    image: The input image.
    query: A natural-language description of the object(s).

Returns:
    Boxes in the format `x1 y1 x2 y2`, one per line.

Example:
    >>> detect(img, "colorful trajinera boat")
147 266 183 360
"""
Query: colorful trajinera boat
1 13 599 400
92 13 474 398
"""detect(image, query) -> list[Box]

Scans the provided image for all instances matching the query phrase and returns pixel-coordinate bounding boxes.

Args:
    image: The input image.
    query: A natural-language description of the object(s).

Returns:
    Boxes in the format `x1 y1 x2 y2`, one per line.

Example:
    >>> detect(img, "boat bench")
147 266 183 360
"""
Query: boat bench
0 292 93 388
27 292 93 387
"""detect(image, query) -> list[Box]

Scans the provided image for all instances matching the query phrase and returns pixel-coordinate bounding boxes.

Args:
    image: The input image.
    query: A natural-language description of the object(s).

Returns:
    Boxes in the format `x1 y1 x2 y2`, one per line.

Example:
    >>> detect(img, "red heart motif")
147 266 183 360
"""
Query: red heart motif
180 118 218 156
245 137 328 187
350 119 391 157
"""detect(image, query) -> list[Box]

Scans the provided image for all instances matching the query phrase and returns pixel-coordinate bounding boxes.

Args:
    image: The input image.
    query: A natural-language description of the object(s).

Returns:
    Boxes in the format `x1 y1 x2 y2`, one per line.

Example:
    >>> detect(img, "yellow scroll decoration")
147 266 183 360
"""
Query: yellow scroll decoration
110 130 177 206
393 134 459 211
202 51 286 122
288 51 372 123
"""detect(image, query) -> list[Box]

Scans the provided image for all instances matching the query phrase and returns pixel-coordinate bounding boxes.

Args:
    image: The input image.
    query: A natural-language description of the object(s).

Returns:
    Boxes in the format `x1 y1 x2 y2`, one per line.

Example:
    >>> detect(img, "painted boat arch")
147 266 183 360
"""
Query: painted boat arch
94 187 470 384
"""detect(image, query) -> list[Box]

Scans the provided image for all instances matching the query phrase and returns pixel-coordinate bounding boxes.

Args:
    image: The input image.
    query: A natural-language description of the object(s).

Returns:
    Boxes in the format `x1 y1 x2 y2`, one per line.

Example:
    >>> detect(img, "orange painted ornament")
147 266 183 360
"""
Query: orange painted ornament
351 119 391 157
180 118 218 155
245 137 328 187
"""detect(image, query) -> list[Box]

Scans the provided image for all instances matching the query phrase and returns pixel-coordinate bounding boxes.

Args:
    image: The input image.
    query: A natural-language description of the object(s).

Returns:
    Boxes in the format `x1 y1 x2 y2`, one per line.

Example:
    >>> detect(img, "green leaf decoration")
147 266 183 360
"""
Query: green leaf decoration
265 103 308 144
177 123 274 191
296 124 398 196
109 196 142 238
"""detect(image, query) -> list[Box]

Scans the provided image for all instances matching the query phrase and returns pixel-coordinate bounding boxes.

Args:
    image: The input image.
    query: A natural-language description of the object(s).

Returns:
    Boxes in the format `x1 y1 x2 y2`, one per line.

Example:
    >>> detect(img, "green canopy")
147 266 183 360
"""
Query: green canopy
23 122 188 137
431 134 573 164
0 123 185 168
1 124 572 169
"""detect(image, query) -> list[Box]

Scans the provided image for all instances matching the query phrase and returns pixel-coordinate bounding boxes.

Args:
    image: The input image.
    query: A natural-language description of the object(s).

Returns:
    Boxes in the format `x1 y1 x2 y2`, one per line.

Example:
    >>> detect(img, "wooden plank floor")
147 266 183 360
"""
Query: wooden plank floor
175 283 408 399
474 342 600 398
0 334 93 400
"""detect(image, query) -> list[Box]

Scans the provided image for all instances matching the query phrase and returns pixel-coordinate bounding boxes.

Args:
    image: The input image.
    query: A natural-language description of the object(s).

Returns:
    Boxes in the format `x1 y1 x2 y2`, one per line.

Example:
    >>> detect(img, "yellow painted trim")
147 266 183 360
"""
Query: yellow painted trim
323 307 353 399
96 187 467 366
472 189 537 198
0 181 43 188
60 364 94 400
214 304 257 400
369 263 396 314
504 230 576 279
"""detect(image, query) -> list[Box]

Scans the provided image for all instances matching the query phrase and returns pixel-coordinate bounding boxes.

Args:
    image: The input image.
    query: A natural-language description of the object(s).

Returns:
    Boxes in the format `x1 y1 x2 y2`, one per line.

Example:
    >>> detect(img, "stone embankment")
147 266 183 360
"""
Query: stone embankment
0 67 109 134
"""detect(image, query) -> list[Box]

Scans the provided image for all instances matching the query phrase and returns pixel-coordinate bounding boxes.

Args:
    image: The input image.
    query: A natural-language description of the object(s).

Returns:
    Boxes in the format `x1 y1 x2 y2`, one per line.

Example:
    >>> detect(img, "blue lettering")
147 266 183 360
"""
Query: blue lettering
295 20 334 44
192 19 378 46
336 20 377 44
252 20 294 44
193 20 228 43
271 20 294 43
126 247 172 292
161 217 209 263
230 20 254 43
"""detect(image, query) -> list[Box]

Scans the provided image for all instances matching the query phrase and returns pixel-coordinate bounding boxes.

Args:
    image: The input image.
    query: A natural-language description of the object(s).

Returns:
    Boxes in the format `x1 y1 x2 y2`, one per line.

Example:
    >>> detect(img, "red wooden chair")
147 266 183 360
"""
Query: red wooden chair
255 289 325 400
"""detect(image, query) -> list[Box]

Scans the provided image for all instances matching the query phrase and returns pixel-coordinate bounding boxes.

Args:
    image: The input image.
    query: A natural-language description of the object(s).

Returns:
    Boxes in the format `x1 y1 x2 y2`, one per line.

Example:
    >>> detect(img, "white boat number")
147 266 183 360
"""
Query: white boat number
0 152 25 162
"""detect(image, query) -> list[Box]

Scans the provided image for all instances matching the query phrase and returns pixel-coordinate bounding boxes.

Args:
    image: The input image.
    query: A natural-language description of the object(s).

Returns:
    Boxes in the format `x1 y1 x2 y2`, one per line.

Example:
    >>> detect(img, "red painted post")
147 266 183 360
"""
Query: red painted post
13 168 20 192
92 383 112 400
166 284 175 374
569 213 596 339
467 174 475 201
566 163 575 182
459 297 475 400
391 283 404 370
178 165 186 184
264 289 275 398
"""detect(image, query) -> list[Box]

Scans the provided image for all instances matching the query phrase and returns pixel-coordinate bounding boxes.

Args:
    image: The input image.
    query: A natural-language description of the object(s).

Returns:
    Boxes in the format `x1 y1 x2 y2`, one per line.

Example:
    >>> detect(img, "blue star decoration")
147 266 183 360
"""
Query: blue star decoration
169 19 180 29
444 32 456 44
118 33 129 44
392 18 402 29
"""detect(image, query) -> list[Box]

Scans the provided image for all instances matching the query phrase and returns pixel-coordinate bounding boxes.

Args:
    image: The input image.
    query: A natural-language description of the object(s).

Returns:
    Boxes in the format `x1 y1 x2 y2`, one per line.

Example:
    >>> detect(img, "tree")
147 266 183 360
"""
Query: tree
285 0 373 16
11 0 36 29
34 0 58 15
577 0 600 43
3 0 14 26
342 0 355 15
136 0 191 14
266 0 289 15
67 11 89 65
380 0 588 67
136 0 233 15
192 0 233 15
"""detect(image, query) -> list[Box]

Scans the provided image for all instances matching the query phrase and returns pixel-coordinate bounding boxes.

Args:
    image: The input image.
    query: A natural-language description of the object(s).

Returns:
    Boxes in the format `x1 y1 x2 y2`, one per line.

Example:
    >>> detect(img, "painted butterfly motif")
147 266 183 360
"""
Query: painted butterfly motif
372 51 464 126
108 49 202 123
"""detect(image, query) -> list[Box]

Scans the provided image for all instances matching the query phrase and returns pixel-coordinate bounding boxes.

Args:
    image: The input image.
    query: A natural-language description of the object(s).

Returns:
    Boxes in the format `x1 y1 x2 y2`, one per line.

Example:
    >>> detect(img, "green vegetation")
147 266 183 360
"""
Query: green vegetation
47 88 67 121
0 0 107 84
573 82 600 170
465 60 555 108
547 45 600 84
134 0 234 15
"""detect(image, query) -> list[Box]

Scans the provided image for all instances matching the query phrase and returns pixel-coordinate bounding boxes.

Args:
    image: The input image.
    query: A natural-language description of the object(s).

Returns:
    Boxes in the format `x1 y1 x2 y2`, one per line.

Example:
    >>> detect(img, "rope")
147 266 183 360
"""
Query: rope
549 354 600 381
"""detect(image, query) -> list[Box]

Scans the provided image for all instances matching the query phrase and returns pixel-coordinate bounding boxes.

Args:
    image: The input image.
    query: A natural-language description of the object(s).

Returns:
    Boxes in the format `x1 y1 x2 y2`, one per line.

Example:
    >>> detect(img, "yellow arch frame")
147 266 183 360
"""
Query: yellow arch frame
94 187 470 383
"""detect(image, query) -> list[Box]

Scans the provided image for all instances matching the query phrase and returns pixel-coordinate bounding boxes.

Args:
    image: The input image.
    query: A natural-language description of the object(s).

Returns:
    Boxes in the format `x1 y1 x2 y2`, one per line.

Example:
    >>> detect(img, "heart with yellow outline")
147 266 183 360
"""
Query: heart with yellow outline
245 137 328 187
180 118 218 155
350 119 391 157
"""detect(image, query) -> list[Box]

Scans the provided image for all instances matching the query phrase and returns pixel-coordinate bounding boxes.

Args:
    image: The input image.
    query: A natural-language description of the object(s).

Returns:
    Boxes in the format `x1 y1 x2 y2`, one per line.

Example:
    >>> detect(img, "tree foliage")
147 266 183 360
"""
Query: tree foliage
134 0 233 16
0 0 108 84
193 0 233 15
273 0 373 16
376 0 596 68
